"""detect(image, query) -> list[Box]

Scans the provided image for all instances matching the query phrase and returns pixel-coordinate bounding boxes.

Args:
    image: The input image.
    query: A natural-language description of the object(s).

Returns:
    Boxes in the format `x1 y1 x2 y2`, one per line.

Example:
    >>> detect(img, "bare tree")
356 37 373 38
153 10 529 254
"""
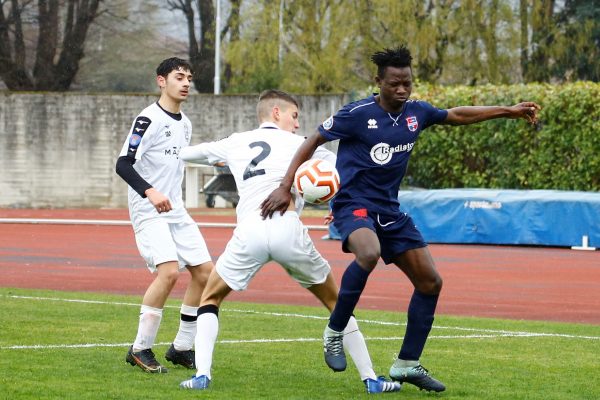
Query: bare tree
167 0 215 93
221 0 240 91
0 0 103 91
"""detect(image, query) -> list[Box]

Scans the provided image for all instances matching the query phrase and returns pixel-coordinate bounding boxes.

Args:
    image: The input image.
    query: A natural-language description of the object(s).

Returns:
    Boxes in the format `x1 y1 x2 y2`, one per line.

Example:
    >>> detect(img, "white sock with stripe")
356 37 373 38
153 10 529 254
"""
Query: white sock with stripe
195 308 219 379
173 304 199 351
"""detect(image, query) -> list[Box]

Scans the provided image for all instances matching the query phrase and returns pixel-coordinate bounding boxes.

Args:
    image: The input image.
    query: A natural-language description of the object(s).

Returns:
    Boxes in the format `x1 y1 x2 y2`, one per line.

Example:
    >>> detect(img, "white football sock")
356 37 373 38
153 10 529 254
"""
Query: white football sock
133 305 162 351
173 304 199 351
195 312 219 379
344 316 377 381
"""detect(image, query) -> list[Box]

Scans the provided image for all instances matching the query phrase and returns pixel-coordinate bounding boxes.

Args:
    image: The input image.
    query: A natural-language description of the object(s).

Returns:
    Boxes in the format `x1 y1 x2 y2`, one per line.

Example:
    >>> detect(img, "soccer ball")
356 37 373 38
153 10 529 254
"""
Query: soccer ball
294 159 340 204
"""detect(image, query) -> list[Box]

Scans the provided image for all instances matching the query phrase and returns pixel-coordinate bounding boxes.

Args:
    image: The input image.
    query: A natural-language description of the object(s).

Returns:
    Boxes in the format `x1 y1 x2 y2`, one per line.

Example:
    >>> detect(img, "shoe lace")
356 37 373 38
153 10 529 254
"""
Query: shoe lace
413 364 430 376
325 334 344 355
139 348 159 365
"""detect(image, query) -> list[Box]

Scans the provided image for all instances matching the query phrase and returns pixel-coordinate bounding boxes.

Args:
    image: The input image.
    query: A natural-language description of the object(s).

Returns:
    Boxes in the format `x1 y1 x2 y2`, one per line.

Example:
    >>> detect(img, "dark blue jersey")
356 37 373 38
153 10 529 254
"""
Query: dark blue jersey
318 95 448 215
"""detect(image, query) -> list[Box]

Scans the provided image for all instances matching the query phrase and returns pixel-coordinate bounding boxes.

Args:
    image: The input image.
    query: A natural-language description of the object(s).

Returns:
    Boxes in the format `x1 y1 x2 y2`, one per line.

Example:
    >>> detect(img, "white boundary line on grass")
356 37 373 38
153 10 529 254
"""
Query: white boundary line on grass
5 332 582 351
2 294 598 350
8 295 600 340
0 218 328 231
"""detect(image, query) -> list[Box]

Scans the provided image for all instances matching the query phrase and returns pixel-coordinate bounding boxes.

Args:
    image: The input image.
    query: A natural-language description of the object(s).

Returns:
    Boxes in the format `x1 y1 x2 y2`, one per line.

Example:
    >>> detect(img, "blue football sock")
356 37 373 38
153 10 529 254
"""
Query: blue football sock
328 261 371 332
399 290 439 361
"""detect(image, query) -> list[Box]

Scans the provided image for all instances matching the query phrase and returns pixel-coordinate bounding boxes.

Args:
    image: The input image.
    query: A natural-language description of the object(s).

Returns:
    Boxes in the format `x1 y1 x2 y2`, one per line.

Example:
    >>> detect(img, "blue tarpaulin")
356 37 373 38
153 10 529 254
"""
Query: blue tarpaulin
328 189 600 248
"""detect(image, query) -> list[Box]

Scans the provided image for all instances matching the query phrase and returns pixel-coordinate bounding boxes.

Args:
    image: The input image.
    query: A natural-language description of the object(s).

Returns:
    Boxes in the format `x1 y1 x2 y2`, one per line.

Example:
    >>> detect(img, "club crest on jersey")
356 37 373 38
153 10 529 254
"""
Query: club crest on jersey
406 116 418 132
129 134 142 147
322 116 334 130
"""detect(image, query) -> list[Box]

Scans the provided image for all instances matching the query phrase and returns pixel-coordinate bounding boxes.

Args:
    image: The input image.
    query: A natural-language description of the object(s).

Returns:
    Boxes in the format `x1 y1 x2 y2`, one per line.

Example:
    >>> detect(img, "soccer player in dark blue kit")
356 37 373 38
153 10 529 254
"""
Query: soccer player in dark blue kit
260 46 541 393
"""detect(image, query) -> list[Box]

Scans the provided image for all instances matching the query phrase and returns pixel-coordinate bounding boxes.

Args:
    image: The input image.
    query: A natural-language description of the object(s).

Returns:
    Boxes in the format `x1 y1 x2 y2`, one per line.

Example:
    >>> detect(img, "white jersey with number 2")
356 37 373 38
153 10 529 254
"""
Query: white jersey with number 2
180 122 335 223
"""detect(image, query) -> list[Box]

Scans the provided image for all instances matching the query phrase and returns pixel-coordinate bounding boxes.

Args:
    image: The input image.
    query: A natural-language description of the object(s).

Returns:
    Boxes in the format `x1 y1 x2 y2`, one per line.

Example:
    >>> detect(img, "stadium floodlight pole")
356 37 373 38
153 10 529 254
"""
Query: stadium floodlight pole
214 0 221 95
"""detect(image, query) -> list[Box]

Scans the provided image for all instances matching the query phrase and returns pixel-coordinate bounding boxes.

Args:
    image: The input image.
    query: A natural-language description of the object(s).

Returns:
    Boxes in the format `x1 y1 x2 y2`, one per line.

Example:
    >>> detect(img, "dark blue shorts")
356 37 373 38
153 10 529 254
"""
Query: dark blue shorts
332 205 427 264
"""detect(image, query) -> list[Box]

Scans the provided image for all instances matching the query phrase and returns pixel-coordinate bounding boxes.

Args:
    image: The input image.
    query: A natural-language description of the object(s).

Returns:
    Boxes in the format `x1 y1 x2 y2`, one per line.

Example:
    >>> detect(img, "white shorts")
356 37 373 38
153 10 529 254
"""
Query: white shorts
134 217 212 272
216 212 330 291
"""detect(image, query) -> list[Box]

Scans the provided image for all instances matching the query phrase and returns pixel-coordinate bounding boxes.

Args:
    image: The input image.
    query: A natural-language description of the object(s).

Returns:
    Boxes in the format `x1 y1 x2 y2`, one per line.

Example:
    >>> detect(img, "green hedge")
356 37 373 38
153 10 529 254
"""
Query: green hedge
405 81 600 191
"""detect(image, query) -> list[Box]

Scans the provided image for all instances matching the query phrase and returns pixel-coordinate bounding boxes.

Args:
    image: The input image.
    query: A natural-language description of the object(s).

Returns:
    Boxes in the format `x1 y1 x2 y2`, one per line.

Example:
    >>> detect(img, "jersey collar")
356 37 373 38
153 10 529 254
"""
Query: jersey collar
259 122 280 130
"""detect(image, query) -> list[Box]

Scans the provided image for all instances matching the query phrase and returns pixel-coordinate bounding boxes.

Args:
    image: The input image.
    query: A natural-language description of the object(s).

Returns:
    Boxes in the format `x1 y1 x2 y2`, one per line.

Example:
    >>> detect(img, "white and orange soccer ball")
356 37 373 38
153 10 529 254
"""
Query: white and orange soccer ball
294 159 340 204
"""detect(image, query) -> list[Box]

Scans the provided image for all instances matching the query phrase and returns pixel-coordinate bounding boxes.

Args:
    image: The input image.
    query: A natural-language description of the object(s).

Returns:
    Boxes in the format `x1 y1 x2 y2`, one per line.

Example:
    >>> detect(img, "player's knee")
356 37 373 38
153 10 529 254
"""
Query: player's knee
190 262 212 283
355 249 380 270
417 275 443 295
160 268 181 287
432 275 443 293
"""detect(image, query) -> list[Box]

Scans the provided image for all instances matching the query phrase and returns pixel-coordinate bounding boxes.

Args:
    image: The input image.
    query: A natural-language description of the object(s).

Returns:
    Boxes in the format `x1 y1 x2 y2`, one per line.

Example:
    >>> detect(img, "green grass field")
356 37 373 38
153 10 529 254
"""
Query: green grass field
1 287 599 400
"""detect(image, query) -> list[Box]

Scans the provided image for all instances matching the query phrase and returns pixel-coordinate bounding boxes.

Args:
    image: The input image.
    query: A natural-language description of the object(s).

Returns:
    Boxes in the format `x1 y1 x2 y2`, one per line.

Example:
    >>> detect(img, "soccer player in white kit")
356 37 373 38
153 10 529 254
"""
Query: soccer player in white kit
116 58 214 373
177 90 400 394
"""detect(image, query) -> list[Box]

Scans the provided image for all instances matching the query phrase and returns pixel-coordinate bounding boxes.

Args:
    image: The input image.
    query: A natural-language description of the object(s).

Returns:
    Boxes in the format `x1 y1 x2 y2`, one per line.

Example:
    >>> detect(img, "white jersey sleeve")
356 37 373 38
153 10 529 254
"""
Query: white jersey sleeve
118 115 159 160
180 139 228 165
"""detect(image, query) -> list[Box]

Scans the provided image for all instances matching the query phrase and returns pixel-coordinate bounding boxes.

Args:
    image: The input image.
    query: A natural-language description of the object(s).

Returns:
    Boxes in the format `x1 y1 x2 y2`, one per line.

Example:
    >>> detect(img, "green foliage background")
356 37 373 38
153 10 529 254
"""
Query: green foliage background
405 81 599 191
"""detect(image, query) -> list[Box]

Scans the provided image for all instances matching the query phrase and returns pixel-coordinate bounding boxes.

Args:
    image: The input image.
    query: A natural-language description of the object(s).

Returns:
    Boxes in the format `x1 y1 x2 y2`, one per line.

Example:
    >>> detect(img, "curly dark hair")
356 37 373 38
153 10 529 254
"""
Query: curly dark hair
370 46 412 78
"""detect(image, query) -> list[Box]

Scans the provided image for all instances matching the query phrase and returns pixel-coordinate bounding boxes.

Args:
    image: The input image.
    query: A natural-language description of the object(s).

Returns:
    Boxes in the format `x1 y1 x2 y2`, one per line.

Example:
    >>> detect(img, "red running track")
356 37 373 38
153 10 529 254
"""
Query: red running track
1 208 599 325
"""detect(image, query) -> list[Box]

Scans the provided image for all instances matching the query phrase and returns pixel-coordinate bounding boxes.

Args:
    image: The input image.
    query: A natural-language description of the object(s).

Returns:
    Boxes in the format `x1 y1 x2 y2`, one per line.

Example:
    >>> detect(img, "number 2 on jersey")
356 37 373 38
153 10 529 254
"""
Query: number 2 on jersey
243 141 271 180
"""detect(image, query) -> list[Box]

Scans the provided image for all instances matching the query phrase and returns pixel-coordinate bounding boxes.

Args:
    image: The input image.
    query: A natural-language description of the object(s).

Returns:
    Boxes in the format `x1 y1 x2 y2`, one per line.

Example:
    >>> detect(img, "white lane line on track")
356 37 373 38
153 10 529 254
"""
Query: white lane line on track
0 218 328 231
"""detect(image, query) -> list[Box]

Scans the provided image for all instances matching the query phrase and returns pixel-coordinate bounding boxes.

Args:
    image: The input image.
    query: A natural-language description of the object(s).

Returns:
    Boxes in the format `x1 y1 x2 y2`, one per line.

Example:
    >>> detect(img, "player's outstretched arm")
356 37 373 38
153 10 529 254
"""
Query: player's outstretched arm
180 144 212 165
260 132 326 219
444 102 541 126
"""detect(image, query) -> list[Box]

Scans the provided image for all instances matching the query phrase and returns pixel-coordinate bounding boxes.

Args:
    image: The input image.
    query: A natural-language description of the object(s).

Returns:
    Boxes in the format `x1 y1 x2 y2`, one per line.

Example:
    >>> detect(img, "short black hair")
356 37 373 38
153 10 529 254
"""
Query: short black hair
370 46 412 78
156 57 193 77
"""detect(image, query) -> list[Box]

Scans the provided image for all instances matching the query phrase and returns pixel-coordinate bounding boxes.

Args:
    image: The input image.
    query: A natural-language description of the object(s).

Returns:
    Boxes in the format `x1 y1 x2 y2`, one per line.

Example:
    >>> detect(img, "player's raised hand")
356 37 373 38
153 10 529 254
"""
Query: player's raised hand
511 102 541 124
260 187 292 219
145 188 172 213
